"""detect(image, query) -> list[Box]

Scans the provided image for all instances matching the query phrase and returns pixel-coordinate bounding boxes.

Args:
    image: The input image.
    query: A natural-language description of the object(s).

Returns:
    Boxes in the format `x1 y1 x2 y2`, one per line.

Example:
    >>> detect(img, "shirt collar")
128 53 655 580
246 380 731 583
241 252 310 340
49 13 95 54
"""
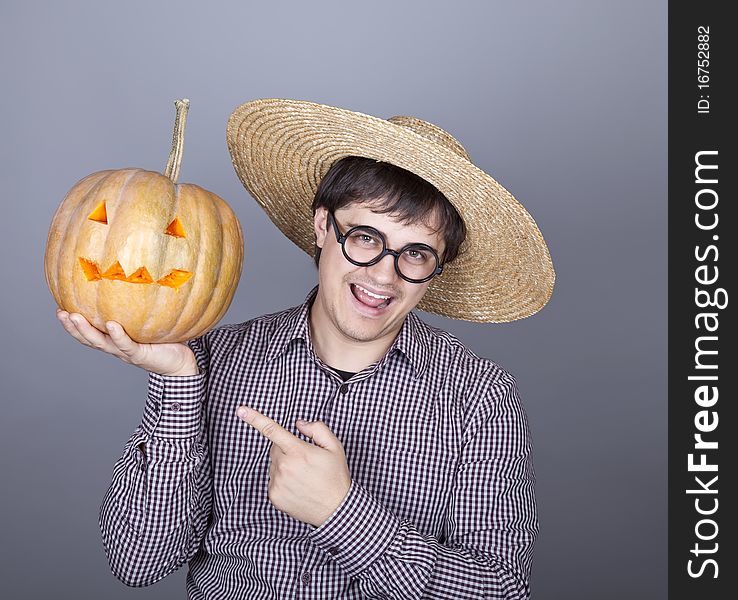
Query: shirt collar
384 309 432 380
264 286 317 364
265 285 433 380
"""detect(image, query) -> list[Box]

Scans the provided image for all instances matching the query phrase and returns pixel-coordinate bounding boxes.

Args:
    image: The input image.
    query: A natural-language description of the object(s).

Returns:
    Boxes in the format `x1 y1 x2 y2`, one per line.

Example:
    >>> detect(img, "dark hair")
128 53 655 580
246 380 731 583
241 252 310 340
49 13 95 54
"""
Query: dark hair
311 156 466 268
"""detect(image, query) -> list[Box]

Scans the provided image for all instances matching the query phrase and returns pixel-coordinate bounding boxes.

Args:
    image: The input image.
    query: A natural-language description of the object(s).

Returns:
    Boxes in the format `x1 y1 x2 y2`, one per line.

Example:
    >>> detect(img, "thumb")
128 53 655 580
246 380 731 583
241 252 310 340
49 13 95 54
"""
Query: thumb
296 420 341 451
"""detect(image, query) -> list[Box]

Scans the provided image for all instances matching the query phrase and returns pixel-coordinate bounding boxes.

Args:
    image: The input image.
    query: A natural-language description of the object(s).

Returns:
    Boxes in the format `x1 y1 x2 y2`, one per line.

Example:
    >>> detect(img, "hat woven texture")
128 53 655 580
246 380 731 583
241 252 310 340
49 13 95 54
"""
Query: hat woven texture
227 98 555 323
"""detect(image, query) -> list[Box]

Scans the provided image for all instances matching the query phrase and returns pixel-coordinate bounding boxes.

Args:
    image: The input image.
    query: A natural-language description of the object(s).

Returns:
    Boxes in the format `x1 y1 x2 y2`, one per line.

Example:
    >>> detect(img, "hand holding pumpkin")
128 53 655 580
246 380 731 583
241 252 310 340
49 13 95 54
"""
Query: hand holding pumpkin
56 308 199 376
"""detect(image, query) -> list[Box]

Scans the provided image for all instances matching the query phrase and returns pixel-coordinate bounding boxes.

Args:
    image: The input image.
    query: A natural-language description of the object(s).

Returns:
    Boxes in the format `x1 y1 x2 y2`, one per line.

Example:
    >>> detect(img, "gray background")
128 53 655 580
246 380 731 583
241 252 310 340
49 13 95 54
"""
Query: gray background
0 1 666 598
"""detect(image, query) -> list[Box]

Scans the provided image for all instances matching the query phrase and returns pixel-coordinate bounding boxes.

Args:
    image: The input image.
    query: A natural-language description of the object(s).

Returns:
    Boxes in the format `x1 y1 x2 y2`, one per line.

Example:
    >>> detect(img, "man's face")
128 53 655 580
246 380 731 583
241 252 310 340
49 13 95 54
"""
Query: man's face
312 201 446 346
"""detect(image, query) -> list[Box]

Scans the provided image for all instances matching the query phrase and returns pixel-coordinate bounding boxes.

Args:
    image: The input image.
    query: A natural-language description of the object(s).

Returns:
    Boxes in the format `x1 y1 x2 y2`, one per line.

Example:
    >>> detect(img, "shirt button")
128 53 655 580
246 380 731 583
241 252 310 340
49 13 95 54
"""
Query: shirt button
339 384 349 395
170 402 182 412
328 546 340 556
301 571 311 586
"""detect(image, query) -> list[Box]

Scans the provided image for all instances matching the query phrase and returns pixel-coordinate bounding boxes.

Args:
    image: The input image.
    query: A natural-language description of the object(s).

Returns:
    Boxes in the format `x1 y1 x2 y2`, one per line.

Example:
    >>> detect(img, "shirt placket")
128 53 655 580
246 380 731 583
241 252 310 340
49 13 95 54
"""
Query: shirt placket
293 544 327 599
294 373 358 597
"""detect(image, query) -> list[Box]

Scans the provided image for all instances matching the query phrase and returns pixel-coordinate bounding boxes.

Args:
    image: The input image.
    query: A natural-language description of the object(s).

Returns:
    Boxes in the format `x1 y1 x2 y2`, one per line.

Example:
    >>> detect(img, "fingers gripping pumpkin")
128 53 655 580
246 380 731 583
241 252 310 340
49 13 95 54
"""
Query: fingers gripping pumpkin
45 100 244 343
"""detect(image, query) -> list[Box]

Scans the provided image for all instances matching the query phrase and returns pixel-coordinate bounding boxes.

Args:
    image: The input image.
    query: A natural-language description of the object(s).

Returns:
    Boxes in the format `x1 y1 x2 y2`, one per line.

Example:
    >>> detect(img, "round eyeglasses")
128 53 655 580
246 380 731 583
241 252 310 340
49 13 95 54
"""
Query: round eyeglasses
327 211 443 284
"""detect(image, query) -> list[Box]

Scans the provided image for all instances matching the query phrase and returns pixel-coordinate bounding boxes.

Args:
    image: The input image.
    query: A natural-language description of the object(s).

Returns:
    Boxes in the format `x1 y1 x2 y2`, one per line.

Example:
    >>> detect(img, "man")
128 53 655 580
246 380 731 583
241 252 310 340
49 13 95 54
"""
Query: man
57 99 555 599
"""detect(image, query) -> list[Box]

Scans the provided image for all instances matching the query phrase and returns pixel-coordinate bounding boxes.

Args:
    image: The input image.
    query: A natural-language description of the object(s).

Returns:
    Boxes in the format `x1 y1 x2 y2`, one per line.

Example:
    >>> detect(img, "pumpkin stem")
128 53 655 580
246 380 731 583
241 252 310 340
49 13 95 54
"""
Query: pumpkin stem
164 98 190 183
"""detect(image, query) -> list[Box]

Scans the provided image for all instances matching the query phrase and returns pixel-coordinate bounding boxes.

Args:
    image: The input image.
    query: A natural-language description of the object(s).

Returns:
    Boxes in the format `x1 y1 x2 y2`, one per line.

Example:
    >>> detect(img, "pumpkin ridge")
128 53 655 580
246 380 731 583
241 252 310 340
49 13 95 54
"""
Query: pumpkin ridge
138 176 182 338
165 184 210 340
194 195 243 340
68 171 121 319
185 187 229 340
201 192 231 336
45 171 106 304
96 169 140 327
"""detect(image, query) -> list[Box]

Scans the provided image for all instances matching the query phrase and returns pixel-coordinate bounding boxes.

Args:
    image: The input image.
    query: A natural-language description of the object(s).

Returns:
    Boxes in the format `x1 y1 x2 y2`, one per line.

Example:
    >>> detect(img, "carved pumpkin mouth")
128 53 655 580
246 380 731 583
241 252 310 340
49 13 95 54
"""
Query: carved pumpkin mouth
78 258 193 289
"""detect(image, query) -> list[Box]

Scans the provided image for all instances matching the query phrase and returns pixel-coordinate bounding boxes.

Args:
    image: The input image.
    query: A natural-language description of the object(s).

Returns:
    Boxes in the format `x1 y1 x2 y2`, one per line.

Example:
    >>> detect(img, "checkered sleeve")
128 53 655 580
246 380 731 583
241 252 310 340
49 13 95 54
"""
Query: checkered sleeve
310 373 537 599
98 336 213 587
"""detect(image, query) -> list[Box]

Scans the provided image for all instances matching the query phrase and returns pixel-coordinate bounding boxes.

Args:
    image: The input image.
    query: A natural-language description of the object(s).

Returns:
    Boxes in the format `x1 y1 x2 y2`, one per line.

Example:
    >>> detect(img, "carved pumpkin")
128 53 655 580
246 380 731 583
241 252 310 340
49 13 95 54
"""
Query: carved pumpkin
45 99 244 343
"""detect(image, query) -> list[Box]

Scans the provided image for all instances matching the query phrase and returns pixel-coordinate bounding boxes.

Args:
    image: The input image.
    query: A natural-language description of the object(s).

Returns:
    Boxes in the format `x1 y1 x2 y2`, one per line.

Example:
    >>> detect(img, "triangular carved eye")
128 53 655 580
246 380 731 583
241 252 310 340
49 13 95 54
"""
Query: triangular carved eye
88 201 108 224
165 217 186 238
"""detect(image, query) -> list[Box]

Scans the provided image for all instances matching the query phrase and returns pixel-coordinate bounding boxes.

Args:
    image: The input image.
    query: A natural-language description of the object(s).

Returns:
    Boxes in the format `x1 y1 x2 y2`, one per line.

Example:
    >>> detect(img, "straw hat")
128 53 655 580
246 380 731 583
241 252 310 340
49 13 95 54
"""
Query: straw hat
226 98 555 322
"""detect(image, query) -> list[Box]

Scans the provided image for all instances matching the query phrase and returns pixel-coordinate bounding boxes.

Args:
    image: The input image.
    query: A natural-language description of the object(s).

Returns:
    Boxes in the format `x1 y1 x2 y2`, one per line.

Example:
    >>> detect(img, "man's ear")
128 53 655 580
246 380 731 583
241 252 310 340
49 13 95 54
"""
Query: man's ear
314 206 328 249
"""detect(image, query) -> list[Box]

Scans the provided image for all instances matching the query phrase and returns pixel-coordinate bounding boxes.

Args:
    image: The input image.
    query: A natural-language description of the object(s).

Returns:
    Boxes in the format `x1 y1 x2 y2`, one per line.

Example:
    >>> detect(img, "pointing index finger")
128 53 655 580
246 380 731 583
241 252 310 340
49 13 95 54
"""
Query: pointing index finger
237 406 299 453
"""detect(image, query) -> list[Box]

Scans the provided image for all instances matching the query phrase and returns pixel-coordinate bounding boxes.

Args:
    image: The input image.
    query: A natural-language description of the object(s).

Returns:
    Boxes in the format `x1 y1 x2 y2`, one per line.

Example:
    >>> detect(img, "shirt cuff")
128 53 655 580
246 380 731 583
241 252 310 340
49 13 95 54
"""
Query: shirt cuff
309 480 401 577
140 371 206 439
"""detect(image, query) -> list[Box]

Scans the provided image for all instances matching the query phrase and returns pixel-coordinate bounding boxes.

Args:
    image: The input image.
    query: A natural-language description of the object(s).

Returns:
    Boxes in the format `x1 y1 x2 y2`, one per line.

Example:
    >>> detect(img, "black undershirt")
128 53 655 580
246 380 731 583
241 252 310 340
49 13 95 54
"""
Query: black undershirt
332 368 356 382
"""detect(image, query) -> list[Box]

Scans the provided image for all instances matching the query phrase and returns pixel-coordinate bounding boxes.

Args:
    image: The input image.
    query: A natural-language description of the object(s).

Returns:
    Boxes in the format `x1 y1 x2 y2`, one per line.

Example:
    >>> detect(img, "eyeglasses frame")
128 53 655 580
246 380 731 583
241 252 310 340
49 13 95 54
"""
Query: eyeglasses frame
326 211 444 284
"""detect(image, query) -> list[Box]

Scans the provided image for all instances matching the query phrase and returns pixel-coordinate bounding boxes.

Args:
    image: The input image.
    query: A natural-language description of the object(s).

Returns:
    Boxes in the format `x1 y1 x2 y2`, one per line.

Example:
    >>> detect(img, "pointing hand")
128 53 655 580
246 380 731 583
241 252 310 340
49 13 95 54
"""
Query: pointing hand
237 406 351 527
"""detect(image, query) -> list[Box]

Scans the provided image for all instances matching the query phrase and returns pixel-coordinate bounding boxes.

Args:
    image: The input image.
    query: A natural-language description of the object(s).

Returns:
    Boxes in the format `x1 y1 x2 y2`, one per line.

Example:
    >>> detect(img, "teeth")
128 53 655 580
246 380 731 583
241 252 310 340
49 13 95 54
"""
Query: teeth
355 284 390 300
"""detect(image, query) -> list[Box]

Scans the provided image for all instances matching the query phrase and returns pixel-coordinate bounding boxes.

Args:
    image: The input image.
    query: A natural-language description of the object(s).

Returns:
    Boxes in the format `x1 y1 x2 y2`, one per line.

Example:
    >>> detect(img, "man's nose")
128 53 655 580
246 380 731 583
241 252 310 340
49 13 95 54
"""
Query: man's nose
365 252 398 284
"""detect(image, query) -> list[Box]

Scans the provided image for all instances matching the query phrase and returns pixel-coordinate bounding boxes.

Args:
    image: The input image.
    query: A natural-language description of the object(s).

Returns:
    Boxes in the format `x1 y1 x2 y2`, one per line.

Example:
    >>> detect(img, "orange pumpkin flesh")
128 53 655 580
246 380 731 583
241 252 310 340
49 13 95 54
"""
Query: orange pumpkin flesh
165 216 186 238
157 269 193 289
45 100 244 343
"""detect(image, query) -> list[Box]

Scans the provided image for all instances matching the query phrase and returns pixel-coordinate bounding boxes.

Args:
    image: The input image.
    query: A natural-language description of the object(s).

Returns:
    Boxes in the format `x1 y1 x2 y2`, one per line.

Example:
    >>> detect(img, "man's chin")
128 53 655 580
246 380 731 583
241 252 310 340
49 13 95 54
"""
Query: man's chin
336 319 385 343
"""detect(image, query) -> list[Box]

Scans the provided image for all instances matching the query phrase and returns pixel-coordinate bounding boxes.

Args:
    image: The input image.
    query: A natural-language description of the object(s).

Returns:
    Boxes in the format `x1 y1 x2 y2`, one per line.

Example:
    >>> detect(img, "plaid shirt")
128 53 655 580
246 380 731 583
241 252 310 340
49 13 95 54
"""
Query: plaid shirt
99 285 538 599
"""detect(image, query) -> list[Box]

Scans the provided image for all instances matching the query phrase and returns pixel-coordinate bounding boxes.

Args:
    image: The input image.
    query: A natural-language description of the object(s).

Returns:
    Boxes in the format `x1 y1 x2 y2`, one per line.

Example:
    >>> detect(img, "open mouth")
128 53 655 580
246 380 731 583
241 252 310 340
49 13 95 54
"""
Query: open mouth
350 283 394 312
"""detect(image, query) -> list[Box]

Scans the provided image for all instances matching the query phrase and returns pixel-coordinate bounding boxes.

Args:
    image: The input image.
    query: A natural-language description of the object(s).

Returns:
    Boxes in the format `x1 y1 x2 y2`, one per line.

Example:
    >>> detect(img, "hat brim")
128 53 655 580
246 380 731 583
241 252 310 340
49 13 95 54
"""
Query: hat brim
227 98 555 322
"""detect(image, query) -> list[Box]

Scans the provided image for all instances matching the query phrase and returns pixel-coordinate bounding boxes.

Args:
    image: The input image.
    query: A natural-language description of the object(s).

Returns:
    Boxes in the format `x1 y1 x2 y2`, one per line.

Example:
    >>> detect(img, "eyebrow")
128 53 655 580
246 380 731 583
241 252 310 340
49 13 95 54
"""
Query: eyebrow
342 218 441 254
